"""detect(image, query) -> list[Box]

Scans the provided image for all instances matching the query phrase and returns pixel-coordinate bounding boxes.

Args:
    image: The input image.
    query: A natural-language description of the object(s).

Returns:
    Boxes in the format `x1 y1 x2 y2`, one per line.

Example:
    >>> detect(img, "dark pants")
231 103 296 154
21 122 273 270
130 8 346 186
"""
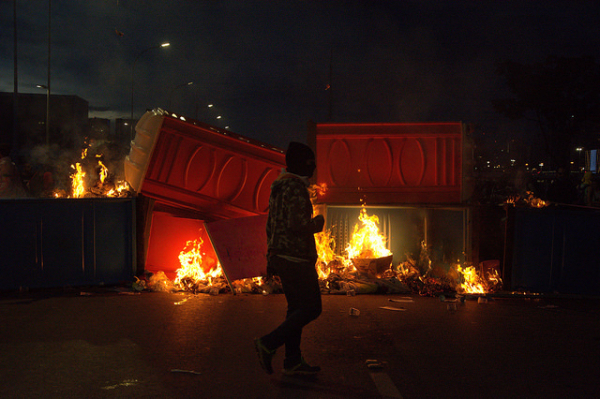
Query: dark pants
261 255 322 368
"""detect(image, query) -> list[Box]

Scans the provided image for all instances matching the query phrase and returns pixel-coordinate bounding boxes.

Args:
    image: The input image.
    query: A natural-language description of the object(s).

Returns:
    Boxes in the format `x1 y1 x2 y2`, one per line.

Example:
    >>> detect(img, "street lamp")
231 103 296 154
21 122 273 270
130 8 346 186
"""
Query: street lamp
36 84 50 146
130 42 170 140
168 81 193 110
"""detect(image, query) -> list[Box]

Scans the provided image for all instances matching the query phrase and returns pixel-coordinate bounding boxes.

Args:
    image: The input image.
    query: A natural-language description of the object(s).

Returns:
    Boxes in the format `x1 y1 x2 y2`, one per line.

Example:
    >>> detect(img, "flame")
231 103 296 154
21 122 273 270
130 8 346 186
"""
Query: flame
506 191 548 208
456 263 503 294
314 228 342 278
52 141 132 198
98 161 108 184
456 264 486 294
174 237 222 287
71 163 86 198
105 180 131 197
523 191 548 208
346 207 391 260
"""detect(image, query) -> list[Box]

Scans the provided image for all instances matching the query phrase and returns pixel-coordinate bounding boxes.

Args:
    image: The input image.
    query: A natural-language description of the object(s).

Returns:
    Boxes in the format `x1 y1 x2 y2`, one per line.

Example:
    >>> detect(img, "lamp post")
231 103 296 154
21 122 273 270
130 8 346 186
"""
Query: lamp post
168 81 193 110
130 42 170 140
36 84 50 146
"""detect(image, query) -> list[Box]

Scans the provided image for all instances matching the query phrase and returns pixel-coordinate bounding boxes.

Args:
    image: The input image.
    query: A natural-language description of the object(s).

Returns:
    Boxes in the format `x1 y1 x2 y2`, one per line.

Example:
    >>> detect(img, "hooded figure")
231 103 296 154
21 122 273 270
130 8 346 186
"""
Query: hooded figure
254 141 324 376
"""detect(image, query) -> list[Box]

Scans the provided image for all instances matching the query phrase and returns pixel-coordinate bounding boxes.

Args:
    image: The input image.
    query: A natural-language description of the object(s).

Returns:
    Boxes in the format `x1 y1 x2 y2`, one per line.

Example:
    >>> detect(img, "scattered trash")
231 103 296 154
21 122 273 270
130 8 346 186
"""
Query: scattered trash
346 289 356 296
379 306 406 312
388 298 413 303
101 379 140 390
147 271 176 292
209 287 220 296
132 276 146 292
447 302 457 312
366 359 384 369
477 297 488 304
349 308 361 316
171 369 202 375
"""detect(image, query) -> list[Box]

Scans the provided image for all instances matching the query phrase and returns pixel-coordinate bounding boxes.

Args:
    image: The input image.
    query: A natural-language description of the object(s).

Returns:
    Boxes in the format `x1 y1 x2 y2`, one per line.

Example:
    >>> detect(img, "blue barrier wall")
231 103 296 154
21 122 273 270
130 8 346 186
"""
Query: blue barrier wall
0 198 136 290
506 206 600 296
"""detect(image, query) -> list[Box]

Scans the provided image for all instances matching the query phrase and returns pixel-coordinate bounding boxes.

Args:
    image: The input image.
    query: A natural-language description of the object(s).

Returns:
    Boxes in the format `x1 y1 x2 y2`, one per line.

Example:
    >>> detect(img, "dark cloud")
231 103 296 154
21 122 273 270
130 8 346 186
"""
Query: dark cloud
1 0 599 149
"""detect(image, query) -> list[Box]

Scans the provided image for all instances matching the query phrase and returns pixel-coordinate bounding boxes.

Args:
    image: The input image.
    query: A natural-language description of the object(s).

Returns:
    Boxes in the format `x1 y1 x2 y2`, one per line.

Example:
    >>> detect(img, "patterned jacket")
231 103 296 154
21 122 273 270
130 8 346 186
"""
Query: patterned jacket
266 171 320 262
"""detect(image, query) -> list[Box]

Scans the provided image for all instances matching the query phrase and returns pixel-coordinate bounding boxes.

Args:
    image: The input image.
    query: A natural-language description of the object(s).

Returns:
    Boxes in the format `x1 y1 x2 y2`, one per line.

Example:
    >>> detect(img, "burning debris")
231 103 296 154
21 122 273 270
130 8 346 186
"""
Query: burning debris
505 191 549 208
142 203 502 298
41 139 133 199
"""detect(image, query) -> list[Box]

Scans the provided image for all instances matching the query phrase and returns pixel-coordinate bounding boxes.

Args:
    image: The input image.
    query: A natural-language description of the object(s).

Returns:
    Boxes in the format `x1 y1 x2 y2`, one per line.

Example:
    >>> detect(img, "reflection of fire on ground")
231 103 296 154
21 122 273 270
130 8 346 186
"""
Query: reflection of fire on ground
149 189 502 297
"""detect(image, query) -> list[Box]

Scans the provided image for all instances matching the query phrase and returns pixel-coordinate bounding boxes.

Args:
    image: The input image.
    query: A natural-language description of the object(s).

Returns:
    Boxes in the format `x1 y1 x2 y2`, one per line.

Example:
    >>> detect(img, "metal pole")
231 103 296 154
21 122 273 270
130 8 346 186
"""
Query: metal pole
130 42 170 141
46 0 51 146
12 0 18 154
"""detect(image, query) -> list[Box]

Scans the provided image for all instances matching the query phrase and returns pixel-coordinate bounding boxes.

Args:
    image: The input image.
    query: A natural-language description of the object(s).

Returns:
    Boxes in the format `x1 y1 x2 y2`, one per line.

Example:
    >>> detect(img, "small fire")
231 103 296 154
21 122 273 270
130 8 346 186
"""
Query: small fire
174 238 223 289
98 160 108 183
506 191 548 208
346 207 392 260
55 142 132 198
71 162 87 198
315 228 346 278
456 264 486 294
456 263 503 294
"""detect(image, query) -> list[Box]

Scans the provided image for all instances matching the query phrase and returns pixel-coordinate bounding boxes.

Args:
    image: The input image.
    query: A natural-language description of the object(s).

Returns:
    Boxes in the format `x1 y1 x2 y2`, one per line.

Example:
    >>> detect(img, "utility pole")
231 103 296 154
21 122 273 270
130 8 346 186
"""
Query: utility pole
12 0 18 154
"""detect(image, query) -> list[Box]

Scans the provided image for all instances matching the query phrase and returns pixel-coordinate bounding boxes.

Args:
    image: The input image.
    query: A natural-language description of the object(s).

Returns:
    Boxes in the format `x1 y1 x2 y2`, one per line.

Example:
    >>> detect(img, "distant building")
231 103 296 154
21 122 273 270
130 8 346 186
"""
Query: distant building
116 118 136 142
89 117 111 138
0 92 89 151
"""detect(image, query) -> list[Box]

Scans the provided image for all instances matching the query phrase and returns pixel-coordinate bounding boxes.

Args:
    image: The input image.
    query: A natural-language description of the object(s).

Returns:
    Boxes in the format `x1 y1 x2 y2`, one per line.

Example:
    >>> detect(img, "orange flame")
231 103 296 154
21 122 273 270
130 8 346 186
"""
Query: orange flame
456 264 486 294
346 207 391 260
174 237 222 287
71 163 86 198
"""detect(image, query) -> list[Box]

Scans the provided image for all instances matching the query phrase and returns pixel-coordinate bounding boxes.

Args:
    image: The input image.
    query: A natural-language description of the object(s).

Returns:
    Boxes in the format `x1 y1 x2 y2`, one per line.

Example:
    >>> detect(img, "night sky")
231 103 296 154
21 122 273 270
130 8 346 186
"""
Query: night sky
1 0 599 150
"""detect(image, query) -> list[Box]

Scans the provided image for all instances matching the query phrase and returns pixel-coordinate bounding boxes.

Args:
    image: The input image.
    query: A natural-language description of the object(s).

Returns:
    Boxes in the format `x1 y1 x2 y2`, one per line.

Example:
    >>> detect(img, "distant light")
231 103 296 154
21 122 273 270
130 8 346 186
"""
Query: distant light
539 163 544 167
161 42 170 47
216 115 222 119
208 104 214 108
576 147 583 151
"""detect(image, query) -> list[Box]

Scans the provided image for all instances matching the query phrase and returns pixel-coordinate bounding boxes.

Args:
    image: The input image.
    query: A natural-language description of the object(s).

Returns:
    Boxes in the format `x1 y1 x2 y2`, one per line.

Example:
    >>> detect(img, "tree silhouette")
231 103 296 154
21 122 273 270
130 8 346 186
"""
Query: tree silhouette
493 56 600 169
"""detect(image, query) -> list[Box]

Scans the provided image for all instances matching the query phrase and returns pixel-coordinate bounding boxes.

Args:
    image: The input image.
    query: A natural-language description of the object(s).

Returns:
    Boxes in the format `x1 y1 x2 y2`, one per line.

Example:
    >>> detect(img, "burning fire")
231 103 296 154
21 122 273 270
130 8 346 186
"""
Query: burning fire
346 208 392 260
174 237 223 291
54 141 131 198
160 188 502 297
506 191 548 208
456 263 503 294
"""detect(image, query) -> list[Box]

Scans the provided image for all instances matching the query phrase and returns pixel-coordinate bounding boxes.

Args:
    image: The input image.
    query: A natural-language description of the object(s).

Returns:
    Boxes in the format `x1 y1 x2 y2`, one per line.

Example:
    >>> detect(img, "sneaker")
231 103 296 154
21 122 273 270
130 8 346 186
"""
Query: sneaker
254 338 276 375
283 358 321 376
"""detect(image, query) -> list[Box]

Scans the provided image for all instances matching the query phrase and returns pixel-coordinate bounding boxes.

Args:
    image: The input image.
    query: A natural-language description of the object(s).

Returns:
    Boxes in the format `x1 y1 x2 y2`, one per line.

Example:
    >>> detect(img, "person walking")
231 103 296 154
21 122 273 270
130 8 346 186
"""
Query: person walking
254 142 324 376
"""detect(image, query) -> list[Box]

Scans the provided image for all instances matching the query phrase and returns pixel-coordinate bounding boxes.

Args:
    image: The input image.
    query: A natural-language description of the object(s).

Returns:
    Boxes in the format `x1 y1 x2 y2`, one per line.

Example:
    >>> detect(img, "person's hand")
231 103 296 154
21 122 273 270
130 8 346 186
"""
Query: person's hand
313 214 325 232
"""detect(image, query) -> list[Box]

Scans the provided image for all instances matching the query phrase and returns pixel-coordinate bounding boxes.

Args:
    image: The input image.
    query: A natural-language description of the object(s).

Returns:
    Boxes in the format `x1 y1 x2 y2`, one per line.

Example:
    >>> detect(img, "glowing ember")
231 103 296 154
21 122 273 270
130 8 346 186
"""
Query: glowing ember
346 208 392 260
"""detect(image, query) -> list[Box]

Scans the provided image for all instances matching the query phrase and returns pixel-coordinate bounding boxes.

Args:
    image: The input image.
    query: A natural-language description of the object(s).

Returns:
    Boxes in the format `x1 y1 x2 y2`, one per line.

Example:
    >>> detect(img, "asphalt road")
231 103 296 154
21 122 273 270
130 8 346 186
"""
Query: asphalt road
1 288 599 399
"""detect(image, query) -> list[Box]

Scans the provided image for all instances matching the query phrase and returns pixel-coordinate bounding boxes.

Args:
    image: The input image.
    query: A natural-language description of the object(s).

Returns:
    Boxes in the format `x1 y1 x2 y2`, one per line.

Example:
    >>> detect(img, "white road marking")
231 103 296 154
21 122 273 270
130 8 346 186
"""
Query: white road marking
369 371 403 398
